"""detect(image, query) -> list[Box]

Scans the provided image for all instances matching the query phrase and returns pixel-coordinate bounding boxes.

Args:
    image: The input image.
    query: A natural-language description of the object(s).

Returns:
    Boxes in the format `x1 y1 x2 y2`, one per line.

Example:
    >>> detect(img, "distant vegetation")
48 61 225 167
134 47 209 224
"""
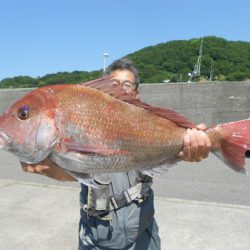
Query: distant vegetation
0 71 102 88
1 36 250 88
129 36 250 83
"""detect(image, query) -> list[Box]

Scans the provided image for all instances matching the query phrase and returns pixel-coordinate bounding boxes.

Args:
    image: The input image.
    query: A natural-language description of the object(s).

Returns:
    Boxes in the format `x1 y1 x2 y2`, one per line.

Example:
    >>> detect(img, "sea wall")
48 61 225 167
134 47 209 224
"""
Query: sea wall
1 81 250 126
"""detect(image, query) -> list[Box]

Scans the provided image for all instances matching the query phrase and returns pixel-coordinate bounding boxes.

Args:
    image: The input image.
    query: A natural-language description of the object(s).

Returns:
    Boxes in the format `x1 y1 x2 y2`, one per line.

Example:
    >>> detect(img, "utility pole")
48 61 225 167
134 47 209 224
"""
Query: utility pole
188 37 204 83
179 74 182 82
209 58 214 81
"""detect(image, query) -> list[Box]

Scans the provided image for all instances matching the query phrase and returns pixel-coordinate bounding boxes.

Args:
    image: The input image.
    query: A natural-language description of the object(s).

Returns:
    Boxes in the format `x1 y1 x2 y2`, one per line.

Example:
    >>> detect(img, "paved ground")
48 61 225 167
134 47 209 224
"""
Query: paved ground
1 179 250 250
1 150 250 249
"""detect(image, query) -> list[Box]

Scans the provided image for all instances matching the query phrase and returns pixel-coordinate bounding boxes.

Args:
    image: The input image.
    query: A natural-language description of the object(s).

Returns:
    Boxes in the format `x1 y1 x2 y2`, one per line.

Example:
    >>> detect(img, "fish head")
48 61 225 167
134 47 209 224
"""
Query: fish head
0 87 59 164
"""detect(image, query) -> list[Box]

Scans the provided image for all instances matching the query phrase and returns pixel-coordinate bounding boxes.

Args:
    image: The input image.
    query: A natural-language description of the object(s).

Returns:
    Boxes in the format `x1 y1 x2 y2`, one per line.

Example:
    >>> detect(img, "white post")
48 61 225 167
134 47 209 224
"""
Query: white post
103 52 110 73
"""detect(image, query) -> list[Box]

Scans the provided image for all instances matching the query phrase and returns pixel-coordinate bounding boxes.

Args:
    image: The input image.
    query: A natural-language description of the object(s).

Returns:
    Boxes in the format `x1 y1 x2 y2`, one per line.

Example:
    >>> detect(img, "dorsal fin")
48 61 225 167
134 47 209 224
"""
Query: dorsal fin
79 76 137 100
79 77 196 129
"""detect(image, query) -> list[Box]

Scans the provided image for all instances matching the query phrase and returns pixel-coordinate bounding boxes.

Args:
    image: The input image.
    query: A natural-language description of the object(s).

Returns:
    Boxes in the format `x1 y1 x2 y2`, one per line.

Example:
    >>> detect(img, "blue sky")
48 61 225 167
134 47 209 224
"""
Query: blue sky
1 0 250 80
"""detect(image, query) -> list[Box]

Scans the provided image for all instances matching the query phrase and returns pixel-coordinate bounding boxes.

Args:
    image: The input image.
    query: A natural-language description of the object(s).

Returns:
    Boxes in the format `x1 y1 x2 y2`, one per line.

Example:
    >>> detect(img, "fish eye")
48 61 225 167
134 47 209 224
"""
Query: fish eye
18 106 30 120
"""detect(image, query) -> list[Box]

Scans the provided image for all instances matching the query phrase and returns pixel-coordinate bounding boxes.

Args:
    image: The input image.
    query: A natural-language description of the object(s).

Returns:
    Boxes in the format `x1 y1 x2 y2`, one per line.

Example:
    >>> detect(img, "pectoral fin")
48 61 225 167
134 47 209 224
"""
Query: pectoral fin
60 141 128 155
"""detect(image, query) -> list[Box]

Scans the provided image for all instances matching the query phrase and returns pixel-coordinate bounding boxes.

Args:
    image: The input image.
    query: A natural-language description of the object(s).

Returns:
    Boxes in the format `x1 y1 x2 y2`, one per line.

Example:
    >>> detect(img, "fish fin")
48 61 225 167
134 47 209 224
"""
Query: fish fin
51 151 114 178
80 76 136 101
140 164 174 177
61 141 128 155
66 170 97 188
211 119 250 174
140 170 154 177
79 77 195 128
50 151 91 173
128 101 196 129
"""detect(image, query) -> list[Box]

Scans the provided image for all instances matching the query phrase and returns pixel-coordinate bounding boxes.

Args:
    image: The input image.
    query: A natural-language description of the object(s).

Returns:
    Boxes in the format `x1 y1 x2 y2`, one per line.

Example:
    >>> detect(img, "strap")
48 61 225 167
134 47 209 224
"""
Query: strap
82 178 151 217
110 182 150 210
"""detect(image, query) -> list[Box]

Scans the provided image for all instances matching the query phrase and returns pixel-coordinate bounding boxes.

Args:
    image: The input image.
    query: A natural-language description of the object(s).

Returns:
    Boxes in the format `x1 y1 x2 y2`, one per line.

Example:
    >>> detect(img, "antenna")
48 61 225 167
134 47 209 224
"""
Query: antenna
188 37 204 83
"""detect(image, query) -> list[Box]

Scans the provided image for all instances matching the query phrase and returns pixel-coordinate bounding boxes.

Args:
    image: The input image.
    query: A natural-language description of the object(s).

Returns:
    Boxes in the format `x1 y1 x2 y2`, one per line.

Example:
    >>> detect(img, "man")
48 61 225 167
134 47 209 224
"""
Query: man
22 58 211 249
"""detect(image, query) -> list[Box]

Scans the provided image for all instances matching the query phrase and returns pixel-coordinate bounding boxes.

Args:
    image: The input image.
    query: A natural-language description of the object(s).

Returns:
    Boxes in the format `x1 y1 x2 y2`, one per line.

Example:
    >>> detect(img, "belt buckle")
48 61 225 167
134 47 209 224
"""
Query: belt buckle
110 192 127 209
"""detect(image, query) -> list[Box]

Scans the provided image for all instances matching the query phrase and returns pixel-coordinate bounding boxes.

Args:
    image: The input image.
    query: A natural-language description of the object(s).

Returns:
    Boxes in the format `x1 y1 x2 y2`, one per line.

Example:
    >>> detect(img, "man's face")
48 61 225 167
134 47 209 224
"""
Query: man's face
110 69 137 96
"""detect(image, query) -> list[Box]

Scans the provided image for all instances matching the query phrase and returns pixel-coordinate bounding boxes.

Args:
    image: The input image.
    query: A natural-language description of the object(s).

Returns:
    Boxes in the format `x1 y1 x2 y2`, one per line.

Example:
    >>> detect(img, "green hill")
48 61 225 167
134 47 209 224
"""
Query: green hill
1 36 250 88
128 36 250 83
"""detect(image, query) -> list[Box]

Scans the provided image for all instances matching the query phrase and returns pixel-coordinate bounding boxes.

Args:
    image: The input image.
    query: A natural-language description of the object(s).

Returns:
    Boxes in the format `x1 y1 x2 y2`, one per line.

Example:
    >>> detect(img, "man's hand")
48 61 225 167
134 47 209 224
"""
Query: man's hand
21 158 76 181
178 123 211 162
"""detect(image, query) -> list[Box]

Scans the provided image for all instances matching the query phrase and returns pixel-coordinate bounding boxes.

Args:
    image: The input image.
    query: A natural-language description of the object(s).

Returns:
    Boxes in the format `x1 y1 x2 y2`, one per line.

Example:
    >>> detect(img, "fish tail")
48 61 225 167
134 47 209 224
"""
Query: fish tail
208 119 250 174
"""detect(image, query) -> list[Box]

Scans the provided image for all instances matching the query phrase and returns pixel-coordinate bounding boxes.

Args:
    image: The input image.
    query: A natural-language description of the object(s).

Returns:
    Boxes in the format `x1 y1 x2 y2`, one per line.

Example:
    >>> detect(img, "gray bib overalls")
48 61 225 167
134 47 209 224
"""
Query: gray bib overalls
78 170 161 250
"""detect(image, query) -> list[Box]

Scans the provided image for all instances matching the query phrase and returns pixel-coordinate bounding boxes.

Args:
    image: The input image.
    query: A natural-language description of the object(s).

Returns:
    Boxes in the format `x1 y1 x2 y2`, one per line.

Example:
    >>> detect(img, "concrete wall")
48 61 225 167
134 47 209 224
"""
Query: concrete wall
0 88 33 114
139 81 250 126
0 81 250 126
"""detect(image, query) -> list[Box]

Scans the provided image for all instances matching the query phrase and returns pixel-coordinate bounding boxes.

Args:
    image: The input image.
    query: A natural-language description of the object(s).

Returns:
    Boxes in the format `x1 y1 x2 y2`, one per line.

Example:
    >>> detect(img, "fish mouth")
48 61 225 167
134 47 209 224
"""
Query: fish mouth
0 132 10 149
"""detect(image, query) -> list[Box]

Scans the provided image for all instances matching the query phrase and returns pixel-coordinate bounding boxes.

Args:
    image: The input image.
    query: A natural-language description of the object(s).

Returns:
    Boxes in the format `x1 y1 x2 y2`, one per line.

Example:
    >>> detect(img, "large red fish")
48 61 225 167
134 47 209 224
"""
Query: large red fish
0 77 249 185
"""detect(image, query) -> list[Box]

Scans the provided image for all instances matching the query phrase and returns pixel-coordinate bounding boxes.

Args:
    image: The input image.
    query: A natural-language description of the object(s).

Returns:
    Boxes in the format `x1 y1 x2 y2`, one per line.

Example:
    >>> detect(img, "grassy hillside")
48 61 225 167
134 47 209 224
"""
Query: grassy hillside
127 36 250 83
1 36 250 88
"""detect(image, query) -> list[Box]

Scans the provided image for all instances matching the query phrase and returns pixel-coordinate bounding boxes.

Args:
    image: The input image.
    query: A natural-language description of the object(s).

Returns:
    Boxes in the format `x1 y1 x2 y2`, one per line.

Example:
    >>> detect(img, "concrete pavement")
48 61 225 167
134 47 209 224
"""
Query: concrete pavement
0 178 250 250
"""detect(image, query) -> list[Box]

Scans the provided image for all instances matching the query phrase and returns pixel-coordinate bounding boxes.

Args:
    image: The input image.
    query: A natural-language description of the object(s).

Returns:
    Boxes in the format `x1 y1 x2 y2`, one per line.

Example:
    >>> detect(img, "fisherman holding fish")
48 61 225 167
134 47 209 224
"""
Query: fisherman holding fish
18 58 212 250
